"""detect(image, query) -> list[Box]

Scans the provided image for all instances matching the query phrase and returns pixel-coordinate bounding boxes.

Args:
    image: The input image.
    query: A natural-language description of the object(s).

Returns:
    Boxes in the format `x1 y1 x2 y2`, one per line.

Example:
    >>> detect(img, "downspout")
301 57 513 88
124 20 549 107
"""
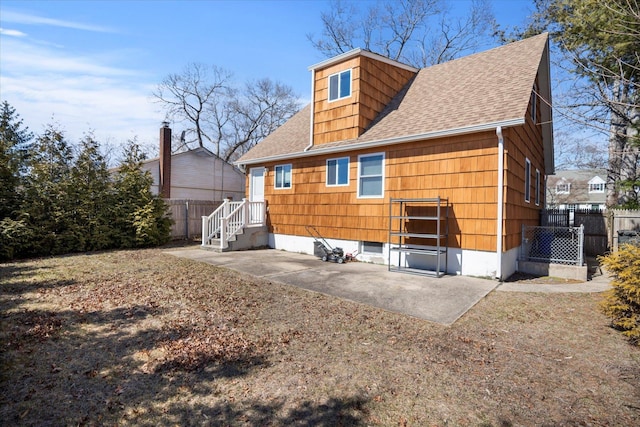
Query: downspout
496 126 504 280
304 69 315 152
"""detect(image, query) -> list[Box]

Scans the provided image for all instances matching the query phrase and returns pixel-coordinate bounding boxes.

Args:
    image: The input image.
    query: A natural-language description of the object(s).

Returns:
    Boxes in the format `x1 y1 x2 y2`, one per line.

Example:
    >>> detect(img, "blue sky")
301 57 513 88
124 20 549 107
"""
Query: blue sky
0 0 535 148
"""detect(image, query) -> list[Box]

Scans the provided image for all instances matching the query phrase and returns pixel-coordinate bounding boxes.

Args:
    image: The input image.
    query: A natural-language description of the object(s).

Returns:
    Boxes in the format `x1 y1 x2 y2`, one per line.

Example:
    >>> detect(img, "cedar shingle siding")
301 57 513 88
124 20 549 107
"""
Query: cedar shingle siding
237 33 552 266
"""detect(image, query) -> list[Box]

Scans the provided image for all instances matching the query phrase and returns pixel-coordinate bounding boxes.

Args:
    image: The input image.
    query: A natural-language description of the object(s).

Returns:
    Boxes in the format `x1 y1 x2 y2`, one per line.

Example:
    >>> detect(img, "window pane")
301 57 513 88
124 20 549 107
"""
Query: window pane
275 165 291 188
362 241 383 254
535 171 540 205
339 70 351 98
283 165 291 188
360 176 382 196
525 160 531 201
327 159 337 185
361 155 382 176
337 158 348 184
329 74 339 101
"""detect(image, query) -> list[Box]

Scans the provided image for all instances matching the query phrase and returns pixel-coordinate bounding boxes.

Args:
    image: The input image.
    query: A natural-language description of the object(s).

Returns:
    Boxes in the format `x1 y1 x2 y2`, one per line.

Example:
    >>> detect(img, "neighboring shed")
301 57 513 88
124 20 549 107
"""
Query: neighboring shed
141 124 245 201
227 33 553 279
141 148 245 201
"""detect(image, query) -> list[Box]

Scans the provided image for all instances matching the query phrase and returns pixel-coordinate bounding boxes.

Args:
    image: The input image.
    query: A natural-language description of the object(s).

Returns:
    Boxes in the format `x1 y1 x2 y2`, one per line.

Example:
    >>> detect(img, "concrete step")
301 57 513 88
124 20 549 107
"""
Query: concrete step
201 226 268 252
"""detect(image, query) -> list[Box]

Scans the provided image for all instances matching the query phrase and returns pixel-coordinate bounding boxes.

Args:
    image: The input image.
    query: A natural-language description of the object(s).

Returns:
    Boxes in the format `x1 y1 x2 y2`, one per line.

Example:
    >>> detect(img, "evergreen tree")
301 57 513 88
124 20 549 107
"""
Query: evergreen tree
112 140 172 248
22 124 81 255
0 101 33 219
69 133 115 250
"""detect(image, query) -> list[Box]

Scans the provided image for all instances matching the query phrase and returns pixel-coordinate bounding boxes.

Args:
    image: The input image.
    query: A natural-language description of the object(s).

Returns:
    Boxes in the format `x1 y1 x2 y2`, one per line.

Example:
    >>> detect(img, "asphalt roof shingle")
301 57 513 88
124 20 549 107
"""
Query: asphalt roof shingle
238 33 549 164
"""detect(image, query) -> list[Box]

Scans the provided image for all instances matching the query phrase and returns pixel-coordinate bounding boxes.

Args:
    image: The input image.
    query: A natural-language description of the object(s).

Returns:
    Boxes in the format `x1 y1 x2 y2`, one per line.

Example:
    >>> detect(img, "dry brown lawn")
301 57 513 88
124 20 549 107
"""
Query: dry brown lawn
1 245 639 426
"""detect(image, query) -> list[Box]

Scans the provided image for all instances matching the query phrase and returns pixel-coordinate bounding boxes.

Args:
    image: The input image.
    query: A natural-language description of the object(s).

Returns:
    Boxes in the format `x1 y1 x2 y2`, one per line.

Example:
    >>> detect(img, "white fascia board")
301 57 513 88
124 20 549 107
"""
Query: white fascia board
236 118 525 166
308 48 419 73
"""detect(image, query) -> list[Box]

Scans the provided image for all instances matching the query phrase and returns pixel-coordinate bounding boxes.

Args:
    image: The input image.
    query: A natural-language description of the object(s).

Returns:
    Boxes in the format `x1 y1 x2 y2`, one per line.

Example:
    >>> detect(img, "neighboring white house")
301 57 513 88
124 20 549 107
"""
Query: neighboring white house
546 169 607 211
141 147 246 201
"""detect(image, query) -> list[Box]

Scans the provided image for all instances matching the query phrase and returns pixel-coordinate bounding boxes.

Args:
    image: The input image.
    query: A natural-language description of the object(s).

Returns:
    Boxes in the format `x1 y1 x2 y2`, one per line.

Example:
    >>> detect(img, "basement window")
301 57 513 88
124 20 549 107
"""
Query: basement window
361 241 383 255
329 69 351 102
274 164 292 189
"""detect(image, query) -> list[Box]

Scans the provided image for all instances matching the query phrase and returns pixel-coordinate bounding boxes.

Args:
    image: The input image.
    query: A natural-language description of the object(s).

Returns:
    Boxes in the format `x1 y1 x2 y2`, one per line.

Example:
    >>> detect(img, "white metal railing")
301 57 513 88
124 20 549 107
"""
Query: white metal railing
201 198 265 249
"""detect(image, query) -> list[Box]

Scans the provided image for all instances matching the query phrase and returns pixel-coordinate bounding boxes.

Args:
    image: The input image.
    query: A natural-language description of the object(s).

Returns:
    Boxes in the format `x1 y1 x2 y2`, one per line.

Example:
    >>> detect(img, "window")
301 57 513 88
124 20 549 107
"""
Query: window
358 153 384 198
274 164 292 189
589 182 605 193
530 83 538 122
524 158 531 203
556 183 570 194
326 157 349 186
535 169 541 206
329 69 351 102
361 241 383 255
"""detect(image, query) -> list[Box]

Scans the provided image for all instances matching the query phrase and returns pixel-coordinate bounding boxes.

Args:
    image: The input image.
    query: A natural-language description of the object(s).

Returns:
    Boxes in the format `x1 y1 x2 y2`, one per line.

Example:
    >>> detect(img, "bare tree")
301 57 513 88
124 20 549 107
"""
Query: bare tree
224 79 301 162
153 63 233 150
154 65 300 162
554 129 608 171
308 0 497 67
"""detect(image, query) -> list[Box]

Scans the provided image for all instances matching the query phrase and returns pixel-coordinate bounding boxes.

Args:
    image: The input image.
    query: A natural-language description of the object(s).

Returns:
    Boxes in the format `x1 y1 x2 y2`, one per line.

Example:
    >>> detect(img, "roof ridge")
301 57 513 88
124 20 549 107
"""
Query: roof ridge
419 32 549 71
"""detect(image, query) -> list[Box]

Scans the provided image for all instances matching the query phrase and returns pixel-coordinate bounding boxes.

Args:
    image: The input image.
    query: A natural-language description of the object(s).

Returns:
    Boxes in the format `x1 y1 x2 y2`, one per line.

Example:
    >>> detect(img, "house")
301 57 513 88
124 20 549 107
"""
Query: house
546 169 607 211
229 33 553 280
141 123 245 201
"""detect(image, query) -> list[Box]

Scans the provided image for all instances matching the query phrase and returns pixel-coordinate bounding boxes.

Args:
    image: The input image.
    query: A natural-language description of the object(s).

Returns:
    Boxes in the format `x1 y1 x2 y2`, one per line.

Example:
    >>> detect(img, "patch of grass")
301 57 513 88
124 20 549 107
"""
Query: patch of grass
1 247 639 426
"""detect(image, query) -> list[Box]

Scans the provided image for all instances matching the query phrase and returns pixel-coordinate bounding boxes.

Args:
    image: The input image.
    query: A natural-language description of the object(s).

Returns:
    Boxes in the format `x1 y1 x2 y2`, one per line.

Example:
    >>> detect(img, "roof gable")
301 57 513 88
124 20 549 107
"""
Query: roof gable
238 33 551 166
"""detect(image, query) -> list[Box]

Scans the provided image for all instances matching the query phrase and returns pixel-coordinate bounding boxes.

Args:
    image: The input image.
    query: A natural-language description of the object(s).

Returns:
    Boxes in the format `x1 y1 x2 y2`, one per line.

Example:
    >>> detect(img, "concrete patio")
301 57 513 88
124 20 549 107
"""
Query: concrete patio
165 247 611 325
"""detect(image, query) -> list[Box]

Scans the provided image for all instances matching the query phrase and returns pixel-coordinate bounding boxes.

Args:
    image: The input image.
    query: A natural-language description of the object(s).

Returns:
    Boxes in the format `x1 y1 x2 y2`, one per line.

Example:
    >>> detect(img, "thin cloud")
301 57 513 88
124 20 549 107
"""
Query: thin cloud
0 27 27 37
2 38 138 77
0 35 159 146
2 10 116 33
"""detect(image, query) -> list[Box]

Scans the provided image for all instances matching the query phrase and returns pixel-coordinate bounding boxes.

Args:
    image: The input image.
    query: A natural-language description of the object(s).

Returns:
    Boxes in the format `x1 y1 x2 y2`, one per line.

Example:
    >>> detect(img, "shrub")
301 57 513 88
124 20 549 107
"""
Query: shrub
599 244 640 346
0 217 34 260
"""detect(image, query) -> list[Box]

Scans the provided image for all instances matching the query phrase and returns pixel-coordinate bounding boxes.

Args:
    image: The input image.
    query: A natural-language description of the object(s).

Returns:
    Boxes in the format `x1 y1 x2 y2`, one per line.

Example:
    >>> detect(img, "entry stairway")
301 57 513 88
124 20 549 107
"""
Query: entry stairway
201 198 268 252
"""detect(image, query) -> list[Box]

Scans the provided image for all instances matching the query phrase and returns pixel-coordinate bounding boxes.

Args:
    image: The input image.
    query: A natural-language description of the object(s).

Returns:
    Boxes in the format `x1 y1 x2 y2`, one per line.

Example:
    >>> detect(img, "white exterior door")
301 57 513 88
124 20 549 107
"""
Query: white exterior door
249 167 265 223
249 167 265 202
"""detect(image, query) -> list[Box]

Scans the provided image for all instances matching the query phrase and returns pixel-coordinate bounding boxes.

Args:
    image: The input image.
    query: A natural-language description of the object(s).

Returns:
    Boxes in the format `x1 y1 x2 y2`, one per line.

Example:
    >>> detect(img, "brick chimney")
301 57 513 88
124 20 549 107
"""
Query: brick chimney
159 121 171 198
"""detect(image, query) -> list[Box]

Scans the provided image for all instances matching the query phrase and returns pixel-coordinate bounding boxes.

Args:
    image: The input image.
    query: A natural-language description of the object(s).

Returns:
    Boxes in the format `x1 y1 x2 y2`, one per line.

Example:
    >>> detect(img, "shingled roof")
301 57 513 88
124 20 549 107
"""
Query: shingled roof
237 33 552 165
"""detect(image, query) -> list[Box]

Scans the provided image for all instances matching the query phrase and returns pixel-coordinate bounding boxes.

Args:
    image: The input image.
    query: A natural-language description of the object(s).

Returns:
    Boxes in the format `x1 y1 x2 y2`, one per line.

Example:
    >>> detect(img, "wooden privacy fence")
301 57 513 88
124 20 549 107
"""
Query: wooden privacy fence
541 208 640 255
165 199 222 240
610 209 640 251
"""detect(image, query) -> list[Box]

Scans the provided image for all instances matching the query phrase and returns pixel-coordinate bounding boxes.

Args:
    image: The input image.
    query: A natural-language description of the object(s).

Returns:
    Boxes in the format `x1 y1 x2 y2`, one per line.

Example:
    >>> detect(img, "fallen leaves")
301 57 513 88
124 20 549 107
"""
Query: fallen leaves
1 246 639 426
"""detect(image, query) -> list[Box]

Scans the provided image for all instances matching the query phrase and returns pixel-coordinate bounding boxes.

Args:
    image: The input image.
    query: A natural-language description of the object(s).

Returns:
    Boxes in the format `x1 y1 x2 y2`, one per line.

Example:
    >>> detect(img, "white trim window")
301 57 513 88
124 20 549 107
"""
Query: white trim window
358 153 384 198
524 158 531 203
274 164 292 189
329 69 352 102
530 82 538 122
588 176 605 193
535 169 541 206
556 182 570 194
326 156 350 186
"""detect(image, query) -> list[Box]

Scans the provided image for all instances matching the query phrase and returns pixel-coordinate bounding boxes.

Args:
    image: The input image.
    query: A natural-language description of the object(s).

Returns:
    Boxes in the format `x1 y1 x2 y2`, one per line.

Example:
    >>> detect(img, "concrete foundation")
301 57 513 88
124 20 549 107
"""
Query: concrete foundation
517 260 588 281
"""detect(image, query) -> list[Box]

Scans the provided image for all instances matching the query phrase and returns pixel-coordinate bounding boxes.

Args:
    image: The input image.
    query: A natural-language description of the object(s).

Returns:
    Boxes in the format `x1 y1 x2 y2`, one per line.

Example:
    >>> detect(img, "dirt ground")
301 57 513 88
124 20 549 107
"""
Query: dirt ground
1 245 639 426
